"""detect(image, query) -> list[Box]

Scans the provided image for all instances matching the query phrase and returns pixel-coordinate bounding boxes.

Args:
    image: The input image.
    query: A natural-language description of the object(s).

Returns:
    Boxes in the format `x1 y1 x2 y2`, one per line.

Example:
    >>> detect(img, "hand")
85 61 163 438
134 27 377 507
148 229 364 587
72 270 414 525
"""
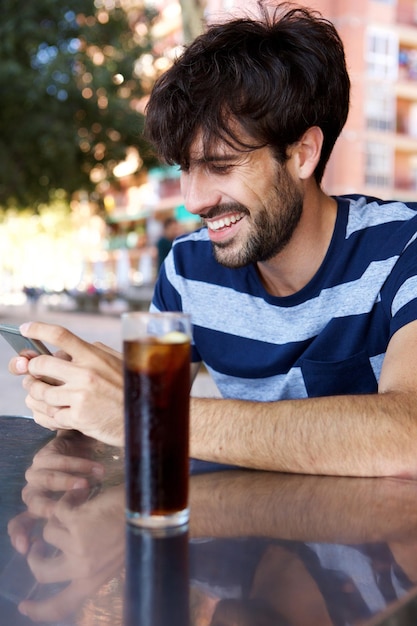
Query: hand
9 486 125 623
8 431 107 554
6 431 125 623
9 322 124 446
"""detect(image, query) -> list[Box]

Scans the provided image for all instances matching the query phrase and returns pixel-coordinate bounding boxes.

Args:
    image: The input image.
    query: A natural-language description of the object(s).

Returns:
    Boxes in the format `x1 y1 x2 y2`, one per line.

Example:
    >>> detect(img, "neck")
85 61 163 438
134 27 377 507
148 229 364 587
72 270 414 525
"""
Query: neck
257 187 337 297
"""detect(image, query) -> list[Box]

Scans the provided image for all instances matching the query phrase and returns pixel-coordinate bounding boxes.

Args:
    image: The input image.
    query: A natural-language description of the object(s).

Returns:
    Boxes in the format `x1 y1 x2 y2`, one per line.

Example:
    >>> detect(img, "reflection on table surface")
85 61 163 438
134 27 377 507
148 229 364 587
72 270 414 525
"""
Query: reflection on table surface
1 416 417 625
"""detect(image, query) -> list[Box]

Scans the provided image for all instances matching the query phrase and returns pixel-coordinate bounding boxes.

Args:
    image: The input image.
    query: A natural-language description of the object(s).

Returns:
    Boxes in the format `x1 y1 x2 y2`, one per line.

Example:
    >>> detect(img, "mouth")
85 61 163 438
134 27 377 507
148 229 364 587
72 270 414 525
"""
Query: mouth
205 212 245 233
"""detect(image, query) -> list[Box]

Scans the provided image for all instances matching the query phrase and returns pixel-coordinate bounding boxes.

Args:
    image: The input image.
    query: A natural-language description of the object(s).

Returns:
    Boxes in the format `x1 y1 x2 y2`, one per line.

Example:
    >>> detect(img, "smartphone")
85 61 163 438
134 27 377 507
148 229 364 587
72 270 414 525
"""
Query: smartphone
0 323 61 385
0 323 51 357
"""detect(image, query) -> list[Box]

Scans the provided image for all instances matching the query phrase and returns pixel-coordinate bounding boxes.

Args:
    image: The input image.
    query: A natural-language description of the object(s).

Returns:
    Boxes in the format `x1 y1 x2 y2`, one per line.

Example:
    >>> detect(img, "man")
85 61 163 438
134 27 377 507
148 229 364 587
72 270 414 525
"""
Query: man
9 2 417 477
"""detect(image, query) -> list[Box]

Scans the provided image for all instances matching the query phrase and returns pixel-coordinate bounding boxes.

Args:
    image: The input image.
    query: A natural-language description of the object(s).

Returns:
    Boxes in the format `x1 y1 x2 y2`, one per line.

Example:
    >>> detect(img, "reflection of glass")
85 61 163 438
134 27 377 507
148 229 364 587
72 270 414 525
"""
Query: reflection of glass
124 525 189 626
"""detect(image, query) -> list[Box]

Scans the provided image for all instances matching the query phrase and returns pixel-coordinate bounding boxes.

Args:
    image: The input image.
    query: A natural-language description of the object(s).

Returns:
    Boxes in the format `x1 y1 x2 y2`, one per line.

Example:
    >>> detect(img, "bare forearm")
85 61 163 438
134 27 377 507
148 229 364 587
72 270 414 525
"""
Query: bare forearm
190 392 417 477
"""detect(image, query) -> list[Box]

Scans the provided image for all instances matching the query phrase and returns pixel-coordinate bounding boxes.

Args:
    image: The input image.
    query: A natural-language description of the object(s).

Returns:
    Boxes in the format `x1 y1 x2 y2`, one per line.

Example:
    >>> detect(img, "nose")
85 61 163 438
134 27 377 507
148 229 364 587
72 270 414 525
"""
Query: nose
180 170 221 216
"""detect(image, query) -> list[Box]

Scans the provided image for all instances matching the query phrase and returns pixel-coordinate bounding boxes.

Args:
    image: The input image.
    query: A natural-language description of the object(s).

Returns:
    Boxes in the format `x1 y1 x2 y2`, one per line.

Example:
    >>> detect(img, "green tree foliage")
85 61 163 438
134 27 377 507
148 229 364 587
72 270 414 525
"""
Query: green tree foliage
0 0 159 209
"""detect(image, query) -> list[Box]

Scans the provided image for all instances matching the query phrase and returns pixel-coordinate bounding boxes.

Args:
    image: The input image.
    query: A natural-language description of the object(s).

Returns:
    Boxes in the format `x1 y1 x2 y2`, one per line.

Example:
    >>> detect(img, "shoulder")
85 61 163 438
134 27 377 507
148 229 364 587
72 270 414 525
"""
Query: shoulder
339 194 417 221
336 195 417 239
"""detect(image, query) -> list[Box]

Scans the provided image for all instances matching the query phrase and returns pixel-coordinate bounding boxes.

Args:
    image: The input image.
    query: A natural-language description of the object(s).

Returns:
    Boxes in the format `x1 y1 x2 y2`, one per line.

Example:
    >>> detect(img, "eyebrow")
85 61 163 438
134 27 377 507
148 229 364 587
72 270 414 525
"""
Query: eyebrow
190 154 243 166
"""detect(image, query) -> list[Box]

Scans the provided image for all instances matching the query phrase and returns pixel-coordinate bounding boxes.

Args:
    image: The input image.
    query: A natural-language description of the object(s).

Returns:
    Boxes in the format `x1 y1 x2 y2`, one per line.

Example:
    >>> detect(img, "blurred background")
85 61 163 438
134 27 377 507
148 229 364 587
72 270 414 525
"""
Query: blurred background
1 0 417 411
1 0 417 307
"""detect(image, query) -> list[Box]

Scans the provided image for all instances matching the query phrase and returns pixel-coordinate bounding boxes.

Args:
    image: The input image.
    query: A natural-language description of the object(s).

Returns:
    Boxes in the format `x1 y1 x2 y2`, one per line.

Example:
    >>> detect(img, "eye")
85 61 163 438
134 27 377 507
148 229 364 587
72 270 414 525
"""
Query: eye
209 163 233 174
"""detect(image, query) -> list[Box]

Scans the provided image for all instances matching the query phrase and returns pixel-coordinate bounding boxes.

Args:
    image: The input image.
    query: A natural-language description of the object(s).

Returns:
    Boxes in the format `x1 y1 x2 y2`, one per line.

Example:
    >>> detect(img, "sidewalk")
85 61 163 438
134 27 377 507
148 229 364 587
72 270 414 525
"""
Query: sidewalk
0 298 220 416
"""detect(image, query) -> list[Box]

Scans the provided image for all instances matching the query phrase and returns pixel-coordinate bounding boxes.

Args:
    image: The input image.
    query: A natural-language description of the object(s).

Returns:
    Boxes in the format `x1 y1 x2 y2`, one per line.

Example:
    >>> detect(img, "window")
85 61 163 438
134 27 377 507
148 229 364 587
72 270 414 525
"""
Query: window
366 28 398 80
365 85 395 131
365 142 392 188
410 157 417 190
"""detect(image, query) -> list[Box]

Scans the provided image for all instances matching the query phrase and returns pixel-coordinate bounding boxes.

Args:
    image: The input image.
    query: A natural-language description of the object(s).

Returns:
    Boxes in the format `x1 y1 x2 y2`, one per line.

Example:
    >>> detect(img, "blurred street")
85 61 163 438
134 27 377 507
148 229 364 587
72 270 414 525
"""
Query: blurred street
0 297 219 417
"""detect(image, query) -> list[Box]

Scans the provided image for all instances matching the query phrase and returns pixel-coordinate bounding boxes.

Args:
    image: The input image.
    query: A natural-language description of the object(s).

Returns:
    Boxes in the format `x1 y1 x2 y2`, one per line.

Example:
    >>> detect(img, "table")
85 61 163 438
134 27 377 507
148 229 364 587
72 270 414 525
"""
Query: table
1 415 417 625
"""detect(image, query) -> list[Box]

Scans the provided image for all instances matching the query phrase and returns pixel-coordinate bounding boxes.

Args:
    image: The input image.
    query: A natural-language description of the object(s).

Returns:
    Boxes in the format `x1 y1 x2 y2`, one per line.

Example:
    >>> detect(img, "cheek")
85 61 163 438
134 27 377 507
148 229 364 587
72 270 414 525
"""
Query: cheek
240 161 279 202
239 182 276 215
235 175 266 209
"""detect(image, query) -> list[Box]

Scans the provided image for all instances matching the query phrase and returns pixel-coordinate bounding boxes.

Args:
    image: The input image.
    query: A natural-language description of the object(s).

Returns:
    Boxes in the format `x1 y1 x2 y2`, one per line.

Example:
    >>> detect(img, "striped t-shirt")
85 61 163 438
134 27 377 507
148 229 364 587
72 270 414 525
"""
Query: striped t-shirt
152 195 417 401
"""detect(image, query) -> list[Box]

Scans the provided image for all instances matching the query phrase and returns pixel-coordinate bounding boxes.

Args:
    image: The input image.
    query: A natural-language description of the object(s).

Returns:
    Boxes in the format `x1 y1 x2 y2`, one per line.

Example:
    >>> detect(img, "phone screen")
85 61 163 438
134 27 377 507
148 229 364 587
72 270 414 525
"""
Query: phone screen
0 323 51 357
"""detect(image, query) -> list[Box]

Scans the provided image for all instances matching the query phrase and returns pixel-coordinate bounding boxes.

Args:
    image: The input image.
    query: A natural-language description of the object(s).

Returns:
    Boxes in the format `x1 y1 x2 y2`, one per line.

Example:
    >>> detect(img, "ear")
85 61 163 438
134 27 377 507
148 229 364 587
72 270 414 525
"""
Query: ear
292 126 324 180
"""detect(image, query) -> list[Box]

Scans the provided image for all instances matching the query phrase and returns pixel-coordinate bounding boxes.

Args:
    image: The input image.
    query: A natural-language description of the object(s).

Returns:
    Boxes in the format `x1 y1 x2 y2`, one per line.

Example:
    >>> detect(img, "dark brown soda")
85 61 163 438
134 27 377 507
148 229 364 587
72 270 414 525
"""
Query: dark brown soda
124 338 190 517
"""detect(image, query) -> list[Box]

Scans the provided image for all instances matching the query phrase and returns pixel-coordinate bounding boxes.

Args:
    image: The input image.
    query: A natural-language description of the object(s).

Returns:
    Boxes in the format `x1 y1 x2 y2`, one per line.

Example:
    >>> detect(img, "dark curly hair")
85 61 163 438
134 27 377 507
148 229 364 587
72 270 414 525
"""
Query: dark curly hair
144 1 350 184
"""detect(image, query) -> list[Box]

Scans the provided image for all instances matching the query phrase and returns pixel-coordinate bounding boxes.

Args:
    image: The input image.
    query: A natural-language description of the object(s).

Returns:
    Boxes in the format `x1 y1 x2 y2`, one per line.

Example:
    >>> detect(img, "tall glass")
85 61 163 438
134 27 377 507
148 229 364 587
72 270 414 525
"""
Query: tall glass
122 311 191 528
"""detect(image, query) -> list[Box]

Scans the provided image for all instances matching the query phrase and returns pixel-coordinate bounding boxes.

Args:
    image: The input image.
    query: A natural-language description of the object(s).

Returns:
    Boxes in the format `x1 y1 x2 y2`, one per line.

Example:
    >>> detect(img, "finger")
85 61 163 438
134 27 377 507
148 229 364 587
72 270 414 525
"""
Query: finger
25 368 113 427
23 375 67 407
24 397 61 432
21 322 122 377
20 322 93 360
8 356 29 376
26 352 116 394
39 404 122 447
41 406 79 433
26 527 107 584
21 478 100 518
21 486 61 519
24 354 66 386
7 512 40 554
54 349 72 361
93 342 121 357
29 449 105 477
26 538 68 584
18 579 96 622
25 466 92 493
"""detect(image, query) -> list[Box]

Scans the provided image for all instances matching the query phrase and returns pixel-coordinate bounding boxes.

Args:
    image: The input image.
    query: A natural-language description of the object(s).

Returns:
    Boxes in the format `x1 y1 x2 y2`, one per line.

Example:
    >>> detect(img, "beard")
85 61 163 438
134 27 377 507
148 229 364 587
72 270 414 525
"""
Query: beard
208 165 304 269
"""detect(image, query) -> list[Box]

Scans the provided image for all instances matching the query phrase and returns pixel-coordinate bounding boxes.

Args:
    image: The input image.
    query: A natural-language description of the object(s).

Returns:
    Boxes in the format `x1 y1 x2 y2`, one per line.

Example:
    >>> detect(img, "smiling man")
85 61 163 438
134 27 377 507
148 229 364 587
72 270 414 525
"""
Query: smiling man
9 1 417 477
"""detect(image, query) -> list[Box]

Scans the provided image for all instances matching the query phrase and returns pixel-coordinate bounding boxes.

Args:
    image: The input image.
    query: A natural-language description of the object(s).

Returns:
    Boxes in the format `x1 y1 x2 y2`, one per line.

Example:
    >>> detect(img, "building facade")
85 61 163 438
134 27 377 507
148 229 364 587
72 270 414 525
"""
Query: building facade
308 0 417 201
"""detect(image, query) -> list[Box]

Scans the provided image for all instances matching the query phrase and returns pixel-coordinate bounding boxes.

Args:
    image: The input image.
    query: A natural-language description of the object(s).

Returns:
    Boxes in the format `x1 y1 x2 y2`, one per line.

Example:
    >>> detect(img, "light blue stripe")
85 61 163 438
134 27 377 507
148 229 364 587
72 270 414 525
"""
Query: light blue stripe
208 365 308 400
211 355 385 399
166 256 398 345
370 354 384 383
307 543 387 613
391 275 417 316
346 197 417 238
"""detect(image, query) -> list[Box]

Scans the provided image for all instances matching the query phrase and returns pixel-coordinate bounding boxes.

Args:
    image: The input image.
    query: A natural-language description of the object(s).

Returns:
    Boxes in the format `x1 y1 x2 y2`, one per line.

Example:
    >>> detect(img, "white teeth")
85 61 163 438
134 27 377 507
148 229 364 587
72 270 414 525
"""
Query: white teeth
207 213 244 231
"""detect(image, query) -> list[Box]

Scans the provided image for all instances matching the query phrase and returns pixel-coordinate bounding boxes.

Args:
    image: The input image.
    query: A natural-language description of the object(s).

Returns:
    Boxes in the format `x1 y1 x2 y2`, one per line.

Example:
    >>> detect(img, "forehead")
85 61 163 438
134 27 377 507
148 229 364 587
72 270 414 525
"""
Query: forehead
188 128 262 164
188 113 267 158
189 136 232 161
